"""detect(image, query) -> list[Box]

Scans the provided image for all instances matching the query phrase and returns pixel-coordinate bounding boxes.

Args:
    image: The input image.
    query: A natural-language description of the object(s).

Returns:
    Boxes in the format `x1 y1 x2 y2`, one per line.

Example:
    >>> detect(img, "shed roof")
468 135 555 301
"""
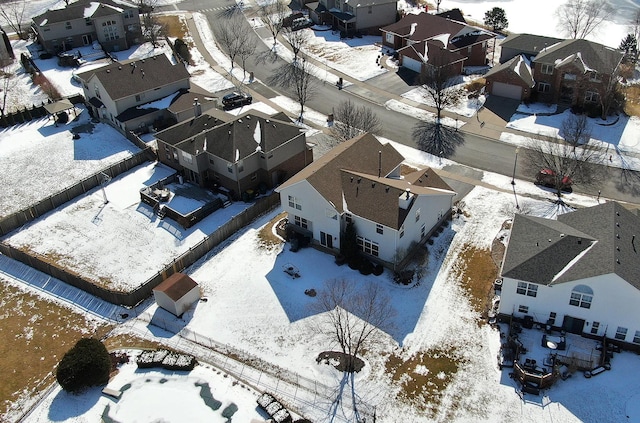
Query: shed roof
153 273 198 301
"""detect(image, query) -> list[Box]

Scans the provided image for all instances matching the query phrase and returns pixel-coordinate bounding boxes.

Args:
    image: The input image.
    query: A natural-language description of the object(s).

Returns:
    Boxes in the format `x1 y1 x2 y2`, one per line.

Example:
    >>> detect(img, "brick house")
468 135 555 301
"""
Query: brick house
485 38 624 113
498 33 564 63
155 111 313 198
380 12 494 75
32 0 141 54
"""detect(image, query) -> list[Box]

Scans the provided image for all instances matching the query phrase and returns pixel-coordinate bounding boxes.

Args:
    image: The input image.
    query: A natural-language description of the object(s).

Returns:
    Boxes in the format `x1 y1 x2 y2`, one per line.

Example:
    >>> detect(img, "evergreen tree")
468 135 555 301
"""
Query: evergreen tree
56 338 111 394
484 7 509 32
620 34 637 60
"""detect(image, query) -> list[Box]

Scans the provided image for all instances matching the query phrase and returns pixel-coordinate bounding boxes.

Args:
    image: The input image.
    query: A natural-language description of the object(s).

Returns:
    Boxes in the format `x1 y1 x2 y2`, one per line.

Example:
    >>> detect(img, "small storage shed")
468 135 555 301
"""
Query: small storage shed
153 273 200 317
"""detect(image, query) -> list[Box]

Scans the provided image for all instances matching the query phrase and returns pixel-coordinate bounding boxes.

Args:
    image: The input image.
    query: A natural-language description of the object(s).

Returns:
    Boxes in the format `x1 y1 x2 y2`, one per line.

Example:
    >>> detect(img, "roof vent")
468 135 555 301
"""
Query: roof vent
577 238 582 244
371 183 375 188
106 69 110 73
350 176 353 182
385 187 390 193
118 66 122 70
560 233 565 237
238 119 242 123
357 178 361 184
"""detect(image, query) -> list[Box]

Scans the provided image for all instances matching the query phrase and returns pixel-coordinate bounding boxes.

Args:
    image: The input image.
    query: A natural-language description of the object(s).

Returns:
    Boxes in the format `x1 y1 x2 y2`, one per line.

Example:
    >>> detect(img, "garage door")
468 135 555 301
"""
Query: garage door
402 57 422 73
492 82 522 100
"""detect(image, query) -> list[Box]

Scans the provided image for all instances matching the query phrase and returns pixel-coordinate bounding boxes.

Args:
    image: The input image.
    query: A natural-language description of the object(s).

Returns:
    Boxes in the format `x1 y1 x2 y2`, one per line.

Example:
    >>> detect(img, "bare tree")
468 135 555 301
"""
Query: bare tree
525 133 604 201
419 61 466 126
0 0 27 40
283 27 310 62
559 113 591 150
598 68 624 119
628 9 640 61
258 0 289 50
330 99 383 143
412 120 464 158
555 0 613 39
269 58 317 123
310 278 396 419
0 65 16 115
139 0 165 48
215 14 256 77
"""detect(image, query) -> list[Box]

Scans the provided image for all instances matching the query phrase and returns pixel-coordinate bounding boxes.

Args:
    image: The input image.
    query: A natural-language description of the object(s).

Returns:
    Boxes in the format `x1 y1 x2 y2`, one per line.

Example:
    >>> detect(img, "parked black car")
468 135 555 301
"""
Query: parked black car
222 92 252 110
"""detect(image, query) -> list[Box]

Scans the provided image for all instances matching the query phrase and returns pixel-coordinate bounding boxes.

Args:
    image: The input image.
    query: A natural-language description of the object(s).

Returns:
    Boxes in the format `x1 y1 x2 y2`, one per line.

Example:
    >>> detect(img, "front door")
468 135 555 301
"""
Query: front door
562 315 586 334
82 34 92 45
320 231 333 249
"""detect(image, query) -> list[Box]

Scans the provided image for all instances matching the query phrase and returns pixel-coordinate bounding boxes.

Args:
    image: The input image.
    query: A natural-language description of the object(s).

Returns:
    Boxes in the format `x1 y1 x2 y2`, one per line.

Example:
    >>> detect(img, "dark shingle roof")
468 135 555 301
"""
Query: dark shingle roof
436 8 466 24
76 53 190 101
277 133 455 229
166 82 216 115
533 38 624 75
398 40 466 66
484 54 535 88
33 0 135 26
155 113 229 146
502 202 640 290
499 33 564 56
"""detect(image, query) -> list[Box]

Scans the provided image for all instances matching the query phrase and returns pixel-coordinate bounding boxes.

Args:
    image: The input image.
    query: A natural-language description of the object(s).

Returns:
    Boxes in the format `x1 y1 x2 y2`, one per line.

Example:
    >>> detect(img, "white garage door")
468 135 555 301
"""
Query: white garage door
491 82 522 100
402 56 422 73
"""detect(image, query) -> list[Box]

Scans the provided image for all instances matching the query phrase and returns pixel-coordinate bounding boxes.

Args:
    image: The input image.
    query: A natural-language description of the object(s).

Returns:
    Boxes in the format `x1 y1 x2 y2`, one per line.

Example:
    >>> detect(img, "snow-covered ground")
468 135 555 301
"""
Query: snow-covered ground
0 106 139 218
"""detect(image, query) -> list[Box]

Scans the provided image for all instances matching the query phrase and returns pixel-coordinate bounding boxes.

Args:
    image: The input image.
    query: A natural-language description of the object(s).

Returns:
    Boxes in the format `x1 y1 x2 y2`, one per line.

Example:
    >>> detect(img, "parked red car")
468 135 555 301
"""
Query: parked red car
536 168 572 190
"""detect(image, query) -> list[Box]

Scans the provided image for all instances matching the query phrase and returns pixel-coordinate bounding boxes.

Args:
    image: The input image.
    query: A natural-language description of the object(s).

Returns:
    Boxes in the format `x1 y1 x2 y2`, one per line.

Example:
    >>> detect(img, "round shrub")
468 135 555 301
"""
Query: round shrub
56 338 111 394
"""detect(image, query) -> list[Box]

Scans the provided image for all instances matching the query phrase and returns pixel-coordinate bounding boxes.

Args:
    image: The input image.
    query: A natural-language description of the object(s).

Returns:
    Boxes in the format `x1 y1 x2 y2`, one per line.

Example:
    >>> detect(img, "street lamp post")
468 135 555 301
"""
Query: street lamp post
511 147 520 185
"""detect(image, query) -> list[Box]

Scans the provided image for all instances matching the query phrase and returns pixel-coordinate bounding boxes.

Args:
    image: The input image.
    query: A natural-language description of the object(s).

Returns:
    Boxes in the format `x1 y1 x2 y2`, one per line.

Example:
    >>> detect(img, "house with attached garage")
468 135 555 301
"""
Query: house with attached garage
307 0 397 36
155 110 313 199
275 133 456 268
380 12 495 77
482 54 535 101
76 53 215 134
497 202 640 350
485 37 624 114
31 0 141 54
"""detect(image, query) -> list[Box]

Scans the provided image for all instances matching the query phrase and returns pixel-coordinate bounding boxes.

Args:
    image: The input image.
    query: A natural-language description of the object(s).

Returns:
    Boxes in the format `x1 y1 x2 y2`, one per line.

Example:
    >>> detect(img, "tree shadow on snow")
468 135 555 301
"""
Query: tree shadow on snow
47 385 103 421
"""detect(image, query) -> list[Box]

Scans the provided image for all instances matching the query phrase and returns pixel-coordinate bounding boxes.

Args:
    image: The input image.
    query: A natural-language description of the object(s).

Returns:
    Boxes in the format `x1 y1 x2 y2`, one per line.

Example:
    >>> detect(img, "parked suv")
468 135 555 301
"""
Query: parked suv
222 92 252 110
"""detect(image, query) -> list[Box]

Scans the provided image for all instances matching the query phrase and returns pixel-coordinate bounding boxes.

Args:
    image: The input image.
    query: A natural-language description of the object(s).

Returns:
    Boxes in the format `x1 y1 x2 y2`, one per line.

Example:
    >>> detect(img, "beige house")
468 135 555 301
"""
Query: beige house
155 111 313 199
307 0 397 35
75 53 193 133
153 273 200 317
32 0 142 54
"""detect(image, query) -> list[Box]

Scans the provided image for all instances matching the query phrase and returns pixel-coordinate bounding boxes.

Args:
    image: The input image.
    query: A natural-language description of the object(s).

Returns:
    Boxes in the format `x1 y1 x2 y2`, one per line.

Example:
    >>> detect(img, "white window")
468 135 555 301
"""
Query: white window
585 91 599 103
415 208 421 222
633 331 640 344
563 72 577 80
399 225 404 238
615 326 628 340
345 213 352 223
294 215 308 229
420 223 425 237
518 305 529 313
385 32 394 44
591 321 600 335
548 312 556 326
538 82 550 93
589 71 601 82
516 282 538 297
181 151 193 164
227 163 233 173
288 195 302 210
376 224 383 235
569 285 593 309
357 236 379 256
541 64 553 74
65 21 72 30
124 9 134 19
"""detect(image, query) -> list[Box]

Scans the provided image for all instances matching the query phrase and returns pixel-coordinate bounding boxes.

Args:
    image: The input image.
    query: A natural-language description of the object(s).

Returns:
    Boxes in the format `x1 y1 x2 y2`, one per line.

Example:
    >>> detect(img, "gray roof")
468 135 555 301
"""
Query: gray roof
502 202 640 290
533 38 624 75
277 133 454 230
158 111 303 162
33 0 136 25
499 33 564 55
484 54 535 88
76 54 190 101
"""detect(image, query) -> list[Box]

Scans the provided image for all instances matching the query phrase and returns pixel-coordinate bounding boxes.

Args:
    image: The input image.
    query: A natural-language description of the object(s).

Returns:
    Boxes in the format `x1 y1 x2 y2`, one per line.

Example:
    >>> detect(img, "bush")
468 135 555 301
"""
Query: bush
359 260 373 275
174 38 192 64
56 338 111 394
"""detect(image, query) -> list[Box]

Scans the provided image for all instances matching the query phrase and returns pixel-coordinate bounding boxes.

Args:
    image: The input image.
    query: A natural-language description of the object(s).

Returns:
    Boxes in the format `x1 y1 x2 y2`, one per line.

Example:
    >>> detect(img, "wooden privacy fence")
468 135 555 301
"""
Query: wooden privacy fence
0 192 281 307
0 149 155 236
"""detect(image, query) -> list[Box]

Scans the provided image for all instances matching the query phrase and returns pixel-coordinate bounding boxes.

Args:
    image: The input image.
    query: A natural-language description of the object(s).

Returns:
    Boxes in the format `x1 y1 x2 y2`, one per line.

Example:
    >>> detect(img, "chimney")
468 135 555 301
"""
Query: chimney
194 98 202 117
378 150 382 178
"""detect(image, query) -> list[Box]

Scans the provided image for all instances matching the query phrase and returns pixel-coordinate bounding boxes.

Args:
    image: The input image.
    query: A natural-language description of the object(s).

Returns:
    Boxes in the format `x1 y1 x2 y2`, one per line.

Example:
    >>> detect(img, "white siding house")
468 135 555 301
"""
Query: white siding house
153 273 200 317
276 133 456 267
498 202 640 348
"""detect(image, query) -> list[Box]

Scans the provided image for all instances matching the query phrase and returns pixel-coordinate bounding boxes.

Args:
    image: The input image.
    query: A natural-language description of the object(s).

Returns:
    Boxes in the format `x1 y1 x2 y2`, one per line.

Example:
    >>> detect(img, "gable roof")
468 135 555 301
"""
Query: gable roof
157 111 303 162
166 82 217 116
153 273 198 301
277 133 455 229
533 38 624 75
484 54 535 88
381 12 494 49
76 53 190 101
502 202 640 290
398 39 466 67
435 8 466 24
499 33 564 56
33 0 135 26
344 0 397 7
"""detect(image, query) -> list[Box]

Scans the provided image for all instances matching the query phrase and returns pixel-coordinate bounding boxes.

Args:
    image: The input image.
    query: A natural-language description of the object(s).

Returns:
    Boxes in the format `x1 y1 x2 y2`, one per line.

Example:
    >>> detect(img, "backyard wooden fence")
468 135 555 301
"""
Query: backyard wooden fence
0 149 155 236
0 192 281 306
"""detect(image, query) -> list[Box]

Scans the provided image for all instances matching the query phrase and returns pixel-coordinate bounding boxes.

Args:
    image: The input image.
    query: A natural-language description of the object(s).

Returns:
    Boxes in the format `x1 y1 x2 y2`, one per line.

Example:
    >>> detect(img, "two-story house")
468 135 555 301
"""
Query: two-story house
498 202 640 350
380 12 495 76
76 53 192 133
155 110 313 198
307 0 397 35
485 37 624 114
32 0 141 54
276 133 456 267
